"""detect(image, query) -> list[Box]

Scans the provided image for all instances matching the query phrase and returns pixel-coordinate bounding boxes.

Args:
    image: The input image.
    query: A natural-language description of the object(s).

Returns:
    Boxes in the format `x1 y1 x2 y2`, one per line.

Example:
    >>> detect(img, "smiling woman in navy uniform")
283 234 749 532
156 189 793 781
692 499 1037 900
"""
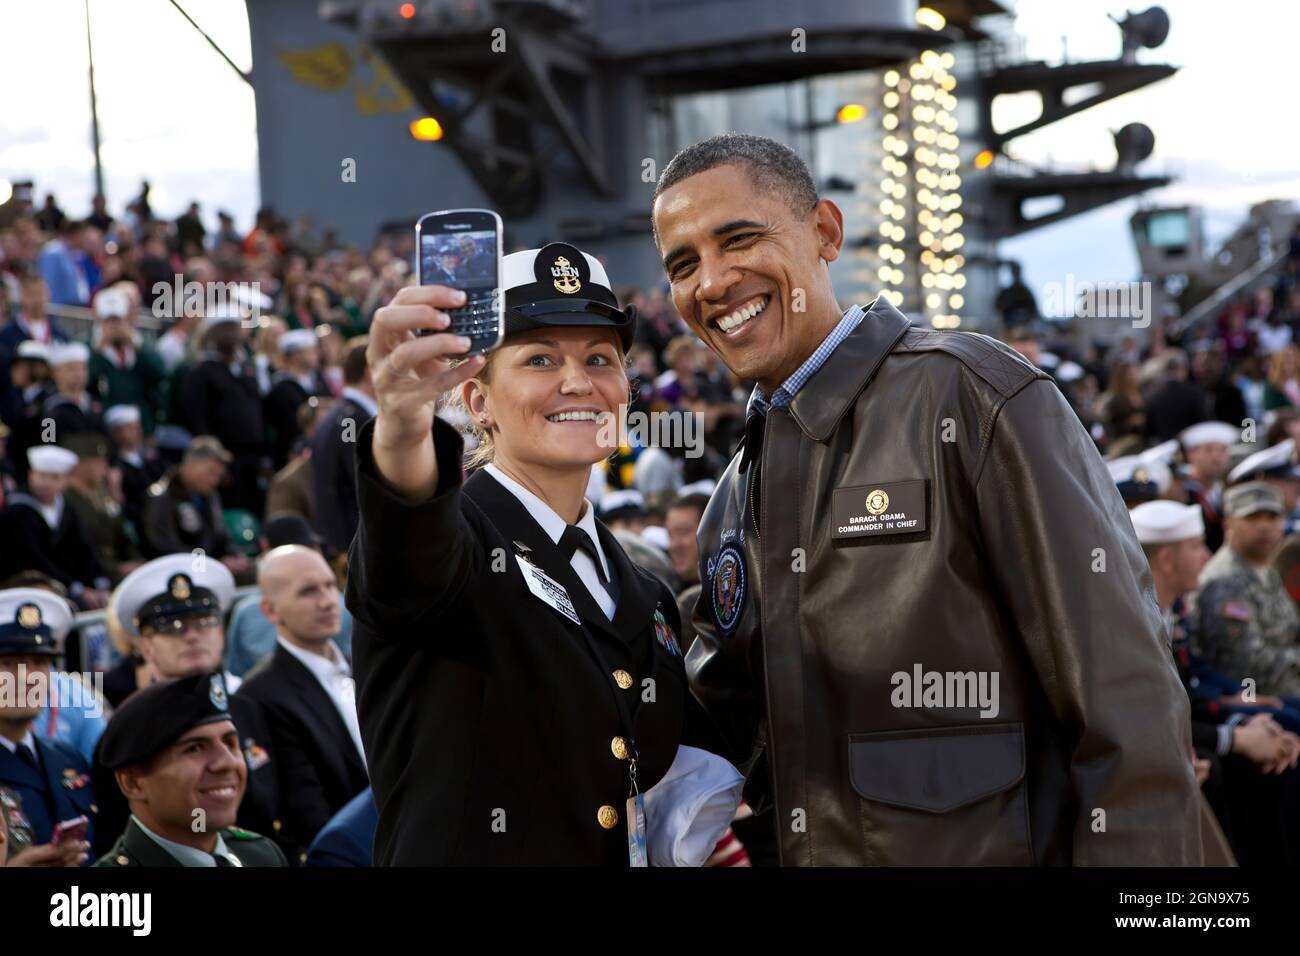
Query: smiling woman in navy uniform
348 243 727 865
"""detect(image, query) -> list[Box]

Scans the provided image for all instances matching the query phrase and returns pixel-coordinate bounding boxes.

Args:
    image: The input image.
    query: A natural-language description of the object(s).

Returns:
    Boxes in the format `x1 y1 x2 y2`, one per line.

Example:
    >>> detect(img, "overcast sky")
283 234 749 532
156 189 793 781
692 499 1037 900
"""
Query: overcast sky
1 0 1295 306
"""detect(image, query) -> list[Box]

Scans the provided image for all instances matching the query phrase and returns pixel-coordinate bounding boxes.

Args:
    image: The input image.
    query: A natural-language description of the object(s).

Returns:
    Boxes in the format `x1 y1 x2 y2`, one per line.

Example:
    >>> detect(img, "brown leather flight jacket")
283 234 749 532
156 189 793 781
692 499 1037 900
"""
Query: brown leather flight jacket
687 298 1202 866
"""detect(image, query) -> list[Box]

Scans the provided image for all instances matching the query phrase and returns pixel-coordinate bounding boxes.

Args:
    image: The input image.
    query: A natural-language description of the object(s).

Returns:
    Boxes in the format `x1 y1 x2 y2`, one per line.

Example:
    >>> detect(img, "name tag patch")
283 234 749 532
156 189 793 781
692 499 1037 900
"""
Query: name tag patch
832 480 927 540
516 556 581 624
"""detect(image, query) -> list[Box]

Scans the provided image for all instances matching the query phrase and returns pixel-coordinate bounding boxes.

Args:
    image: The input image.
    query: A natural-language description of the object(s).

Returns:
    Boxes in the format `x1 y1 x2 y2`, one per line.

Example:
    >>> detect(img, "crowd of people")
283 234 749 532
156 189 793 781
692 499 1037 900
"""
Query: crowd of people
1 180 1299 866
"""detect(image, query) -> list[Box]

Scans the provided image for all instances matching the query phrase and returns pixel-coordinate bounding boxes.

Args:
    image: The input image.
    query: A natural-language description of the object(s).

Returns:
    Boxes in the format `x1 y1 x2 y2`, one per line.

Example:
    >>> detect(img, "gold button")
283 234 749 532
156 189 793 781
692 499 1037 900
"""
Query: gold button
115 854 129 866
611 736 628 760
613 669 633 690
90 804 98 814
272 819 282 832
597 805 619 829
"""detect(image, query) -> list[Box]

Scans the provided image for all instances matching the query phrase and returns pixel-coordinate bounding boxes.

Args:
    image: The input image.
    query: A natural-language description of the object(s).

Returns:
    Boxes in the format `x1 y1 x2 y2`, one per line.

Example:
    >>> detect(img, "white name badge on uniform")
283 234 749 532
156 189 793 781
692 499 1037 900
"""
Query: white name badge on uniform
516 556 580 625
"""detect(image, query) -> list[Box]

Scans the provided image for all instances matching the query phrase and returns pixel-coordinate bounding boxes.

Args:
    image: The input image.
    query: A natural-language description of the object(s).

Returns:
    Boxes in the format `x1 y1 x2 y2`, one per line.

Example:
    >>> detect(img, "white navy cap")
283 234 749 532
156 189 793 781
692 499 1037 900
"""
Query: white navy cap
113 553 235 639
203 303 245 327
500 242 636 351
27 444 78 475
93 287 132 320
1228 439 1300 484
1180 421 1239 450
0 588 74 655
278 328 318 354
104 404 142 428
1107 455 1171 498
598 489 646 519
1130 500 1205 545
47 341 90 367
15 340 50 362
641 525 670 552
678 479 716 498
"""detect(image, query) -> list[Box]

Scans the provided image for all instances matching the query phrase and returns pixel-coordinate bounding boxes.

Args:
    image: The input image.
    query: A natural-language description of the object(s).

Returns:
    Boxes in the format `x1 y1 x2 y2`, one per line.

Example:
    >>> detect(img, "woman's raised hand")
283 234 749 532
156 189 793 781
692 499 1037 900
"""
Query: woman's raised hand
367 284 485 499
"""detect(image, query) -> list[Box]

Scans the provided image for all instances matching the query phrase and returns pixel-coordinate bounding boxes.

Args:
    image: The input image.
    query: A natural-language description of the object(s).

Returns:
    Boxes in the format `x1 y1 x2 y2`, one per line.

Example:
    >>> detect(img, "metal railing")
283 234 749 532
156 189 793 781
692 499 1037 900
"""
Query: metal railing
1169 240 1291 338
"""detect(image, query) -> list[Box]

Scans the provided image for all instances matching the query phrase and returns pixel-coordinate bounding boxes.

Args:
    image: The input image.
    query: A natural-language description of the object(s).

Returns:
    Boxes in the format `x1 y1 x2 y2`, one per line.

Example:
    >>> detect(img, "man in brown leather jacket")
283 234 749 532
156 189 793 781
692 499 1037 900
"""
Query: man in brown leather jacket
651 133 1201 866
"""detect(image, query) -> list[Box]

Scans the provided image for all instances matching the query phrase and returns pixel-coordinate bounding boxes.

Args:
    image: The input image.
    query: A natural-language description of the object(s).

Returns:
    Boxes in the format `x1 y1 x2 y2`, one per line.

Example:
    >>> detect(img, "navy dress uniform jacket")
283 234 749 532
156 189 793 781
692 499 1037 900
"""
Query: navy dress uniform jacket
346 417 723 866
0 735 97 859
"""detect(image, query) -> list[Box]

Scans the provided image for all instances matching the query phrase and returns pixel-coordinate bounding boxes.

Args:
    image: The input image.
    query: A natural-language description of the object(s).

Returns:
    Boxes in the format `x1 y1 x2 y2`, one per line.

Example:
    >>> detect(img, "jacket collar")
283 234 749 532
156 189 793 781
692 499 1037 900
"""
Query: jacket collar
463 469 658 645
269 643 367 776
786 296 912 442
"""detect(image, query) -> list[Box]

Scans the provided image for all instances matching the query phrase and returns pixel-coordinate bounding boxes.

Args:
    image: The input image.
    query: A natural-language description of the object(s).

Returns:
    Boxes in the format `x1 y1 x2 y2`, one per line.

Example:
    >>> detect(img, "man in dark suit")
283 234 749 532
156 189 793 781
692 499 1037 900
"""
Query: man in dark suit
0 587 96 866
171 314 266 514
310 337 375 555
237 545 367 863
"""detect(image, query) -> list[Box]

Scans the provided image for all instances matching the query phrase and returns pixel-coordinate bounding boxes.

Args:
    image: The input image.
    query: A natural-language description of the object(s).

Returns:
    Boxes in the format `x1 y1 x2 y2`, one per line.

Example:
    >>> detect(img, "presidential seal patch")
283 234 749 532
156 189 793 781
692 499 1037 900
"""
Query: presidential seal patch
710 544 747 636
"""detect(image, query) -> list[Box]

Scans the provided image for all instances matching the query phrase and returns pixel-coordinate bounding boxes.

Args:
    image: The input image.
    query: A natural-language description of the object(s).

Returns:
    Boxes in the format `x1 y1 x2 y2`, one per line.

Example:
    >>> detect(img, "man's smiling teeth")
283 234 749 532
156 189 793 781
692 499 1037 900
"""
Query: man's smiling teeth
546 410 601 423
717 295 770 334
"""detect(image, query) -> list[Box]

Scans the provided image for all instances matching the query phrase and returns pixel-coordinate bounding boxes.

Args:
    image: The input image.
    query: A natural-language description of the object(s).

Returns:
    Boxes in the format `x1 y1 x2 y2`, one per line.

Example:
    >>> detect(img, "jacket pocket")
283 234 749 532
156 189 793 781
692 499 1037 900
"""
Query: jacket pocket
847 722 1032 865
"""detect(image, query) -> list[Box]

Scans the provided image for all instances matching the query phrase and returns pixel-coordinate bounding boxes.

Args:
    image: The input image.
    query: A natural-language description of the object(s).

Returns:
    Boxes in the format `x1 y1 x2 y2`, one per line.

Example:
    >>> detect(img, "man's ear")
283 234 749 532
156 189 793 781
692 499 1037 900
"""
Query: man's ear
812 198 845 264
259 594 278 629
116 765 147 802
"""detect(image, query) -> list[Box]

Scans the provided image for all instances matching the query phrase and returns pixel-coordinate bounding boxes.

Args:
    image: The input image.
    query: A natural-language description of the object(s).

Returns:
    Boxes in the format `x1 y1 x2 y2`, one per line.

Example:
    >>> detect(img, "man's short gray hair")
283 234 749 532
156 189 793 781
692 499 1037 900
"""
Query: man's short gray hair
652 133 819 227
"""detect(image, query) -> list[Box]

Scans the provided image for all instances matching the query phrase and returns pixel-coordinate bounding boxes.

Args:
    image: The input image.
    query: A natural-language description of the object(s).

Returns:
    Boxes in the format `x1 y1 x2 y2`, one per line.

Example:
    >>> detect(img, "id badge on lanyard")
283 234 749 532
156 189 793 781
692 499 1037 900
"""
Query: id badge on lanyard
626 751 647 867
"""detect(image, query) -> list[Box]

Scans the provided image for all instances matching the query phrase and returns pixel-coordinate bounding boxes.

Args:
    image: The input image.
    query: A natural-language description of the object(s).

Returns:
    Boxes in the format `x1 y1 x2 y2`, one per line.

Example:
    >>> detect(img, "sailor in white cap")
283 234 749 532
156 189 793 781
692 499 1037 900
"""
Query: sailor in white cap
89 283 163 433
92 554 283 854
0 446 110 610
1180 420 1241 552
1106 455 1172 507
597 488 648 532
1128 503 1300 792
102 405 164 533
0 340 52 426
265 328 327 468
16 341 102 481
0 586 97 865
1227 439 1300 533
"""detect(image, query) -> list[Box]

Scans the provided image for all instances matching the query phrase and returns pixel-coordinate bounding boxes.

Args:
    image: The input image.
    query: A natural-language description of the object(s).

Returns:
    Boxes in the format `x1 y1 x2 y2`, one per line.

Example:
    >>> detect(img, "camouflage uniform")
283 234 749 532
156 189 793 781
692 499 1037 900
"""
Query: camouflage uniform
1195 544 1300 695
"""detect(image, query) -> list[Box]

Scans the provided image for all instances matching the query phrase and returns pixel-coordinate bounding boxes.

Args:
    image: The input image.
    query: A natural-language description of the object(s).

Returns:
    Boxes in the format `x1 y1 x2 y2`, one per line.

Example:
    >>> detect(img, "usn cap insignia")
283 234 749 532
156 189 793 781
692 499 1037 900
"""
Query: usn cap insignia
17 604 42 629
169 574 192 601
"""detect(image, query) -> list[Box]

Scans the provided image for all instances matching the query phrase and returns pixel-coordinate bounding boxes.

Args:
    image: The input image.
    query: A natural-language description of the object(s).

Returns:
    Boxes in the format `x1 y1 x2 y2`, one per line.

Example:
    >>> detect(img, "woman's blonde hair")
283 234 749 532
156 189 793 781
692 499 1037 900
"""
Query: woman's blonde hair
446 335 633 470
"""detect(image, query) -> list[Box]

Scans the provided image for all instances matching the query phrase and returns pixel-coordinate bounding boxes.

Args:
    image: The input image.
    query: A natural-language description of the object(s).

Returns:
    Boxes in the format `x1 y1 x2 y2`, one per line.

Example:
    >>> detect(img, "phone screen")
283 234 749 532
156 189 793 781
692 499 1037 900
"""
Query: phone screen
416 209 504 353
419 230 497 290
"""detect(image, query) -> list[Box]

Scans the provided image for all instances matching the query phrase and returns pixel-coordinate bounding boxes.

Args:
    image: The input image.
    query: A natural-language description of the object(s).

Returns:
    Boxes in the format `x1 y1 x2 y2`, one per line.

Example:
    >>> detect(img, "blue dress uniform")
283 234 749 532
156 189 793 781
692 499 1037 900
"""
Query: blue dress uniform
346 243 724 866
0 588 97 859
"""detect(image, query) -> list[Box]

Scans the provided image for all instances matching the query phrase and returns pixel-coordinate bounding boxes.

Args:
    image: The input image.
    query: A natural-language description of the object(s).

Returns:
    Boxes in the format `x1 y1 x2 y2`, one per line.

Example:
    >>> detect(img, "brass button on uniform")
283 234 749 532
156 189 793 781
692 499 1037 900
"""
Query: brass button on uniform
613 669 633 690
115 855 129 866
597 805 619 829
611 736 628 760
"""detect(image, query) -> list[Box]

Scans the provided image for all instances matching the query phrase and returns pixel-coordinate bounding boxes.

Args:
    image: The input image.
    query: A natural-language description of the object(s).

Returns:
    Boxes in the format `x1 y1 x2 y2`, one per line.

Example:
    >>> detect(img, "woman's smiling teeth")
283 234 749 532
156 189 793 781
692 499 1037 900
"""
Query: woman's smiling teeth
715 295 770 334
546 410 602 423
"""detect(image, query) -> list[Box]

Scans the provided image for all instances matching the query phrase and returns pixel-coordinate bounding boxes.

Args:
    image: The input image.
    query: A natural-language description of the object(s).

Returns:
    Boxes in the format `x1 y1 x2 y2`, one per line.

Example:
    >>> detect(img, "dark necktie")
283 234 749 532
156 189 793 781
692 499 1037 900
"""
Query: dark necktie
212 853 235 867
559 525 619 604
15 743 39 772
